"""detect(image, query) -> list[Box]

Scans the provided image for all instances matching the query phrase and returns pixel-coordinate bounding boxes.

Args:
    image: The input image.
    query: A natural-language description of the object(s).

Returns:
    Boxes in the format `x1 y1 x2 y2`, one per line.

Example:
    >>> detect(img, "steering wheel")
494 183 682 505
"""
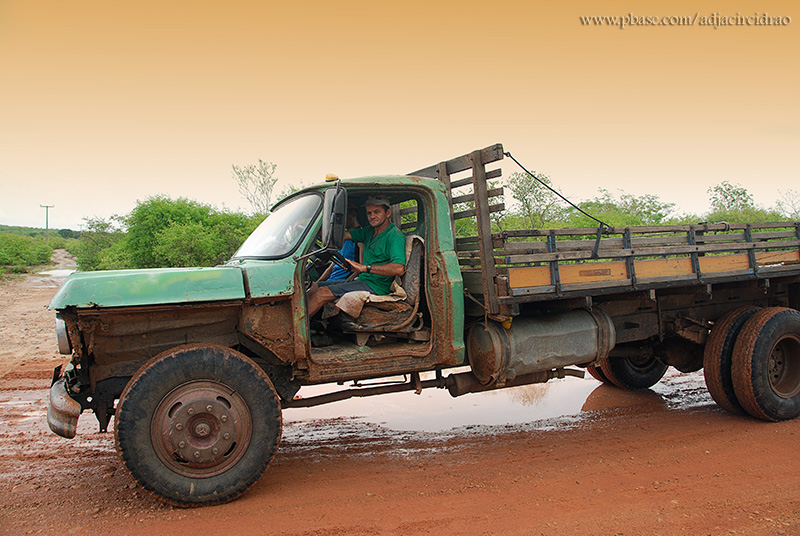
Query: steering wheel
329 251 353 273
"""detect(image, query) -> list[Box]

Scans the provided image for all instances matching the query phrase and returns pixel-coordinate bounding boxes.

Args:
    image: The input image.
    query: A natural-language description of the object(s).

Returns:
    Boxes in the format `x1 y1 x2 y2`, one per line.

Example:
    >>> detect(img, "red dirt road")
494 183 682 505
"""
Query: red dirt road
1 254 798 535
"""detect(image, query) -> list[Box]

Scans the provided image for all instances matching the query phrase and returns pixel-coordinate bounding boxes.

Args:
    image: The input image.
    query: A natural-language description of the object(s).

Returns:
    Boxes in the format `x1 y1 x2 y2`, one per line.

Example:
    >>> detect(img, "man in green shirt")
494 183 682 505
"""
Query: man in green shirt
307 196 406 317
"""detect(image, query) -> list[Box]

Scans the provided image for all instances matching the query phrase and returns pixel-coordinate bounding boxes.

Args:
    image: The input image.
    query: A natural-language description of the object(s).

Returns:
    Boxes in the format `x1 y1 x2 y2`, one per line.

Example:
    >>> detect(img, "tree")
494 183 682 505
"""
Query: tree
705 181 782 223
567 189 676 228
274 182 305 202
776 189 800 220
232 160 278 215
708 181 754 213
506 171 566 229
75 216 127 271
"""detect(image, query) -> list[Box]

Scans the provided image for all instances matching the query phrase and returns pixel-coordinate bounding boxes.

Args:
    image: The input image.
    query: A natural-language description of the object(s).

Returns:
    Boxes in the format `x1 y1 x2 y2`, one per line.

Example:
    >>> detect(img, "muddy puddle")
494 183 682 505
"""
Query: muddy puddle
284 369 714 434
28 268 76 288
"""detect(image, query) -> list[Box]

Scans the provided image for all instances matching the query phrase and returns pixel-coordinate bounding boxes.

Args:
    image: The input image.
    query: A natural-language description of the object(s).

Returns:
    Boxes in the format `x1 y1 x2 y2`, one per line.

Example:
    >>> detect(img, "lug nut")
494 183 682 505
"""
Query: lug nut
187 408 195 415
175 423 183 431
194 451 200 459
178 441 186 449
223 433 230 440
212 448 219 455
220 415 228 423
206 405 213 412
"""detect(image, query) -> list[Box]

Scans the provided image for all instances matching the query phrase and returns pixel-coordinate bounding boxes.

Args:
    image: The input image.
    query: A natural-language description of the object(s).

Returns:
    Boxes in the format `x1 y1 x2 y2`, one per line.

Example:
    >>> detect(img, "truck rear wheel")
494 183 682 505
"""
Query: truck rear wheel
115 344 282 507
599 355 667 390
732 307 800 422
703 306 760 415
586 363 617 386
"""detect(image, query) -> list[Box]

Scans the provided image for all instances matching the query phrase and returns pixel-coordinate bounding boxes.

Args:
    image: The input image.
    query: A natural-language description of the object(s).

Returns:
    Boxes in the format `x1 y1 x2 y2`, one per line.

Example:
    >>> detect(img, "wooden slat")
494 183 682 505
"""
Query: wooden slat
559 261 628 285
471 149 499 315
503 239 800 264
496 222 799 239
756 250 800 265
456 236 480 246
451 187 503 206
449 168 502 189
698 254 751 274
453 203 505 221
508 266 551 288
498 231 798 255
409 144 504 178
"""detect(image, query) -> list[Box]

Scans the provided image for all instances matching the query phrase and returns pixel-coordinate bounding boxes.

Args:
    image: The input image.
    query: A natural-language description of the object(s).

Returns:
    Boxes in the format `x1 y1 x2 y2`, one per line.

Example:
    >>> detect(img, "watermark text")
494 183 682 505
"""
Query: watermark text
580 12 791 30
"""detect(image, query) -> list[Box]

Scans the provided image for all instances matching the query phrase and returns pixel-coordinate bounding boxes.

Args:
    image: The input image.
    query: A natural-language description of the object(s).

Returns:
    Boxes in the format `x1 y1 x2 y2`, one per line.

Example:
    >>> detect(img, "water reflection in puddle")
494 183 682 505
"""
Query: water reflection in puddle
284 369 712 433
29 268 76 288
38 269 76 279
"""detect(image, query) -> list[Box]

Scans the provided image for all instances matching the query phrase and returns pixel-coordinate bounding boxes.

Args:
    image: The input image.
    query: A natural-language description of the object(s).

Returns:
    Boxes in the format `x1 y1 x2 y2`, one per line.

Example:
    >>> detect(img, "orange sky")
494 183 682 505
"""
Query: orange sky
1 0 797 229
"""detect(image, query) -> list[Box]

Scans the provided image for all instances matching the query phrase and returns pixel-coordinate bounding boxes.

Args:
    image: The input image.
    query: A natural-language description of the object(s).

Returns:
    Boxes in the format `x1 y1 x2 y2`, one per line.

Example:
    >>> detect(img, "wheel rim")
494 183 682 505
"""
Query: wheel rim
151 380 252 478
768 335 800 399
627 355 659 373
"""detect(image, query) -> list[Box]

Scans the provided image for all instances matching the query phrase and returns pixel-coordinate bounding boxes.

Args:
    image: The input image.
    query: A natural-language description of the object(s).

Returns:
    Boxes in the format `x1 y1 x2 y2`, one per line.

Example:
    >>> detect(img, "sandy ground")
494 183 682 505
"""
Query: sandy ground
1 251 799 535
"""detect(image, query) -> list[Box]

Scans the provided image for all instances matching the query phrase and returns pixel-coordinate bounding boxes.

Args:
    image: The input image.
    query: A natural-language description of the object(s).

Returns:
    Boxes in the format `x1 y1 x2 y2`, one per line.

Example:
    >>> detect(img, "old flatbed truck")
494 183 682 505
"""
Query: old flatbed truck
47 144 800 506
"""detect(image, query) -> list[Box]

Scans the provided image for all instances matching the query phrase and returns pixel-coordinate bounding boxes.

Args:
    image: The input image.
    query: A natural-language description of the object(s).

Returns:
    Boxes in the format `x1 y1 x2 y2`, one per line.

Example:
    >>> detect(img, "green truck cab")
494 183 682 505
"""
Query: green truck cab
47 145 800 506
48 171 470 506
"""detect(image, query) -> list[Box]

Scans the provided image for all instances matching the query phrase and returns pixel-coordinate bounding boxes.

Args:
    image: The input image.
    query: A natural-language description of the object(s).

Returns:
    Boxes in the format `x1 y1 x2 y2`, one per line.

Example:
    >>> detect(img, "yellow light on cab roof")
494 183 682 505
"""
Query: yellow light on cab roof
325 174 339 182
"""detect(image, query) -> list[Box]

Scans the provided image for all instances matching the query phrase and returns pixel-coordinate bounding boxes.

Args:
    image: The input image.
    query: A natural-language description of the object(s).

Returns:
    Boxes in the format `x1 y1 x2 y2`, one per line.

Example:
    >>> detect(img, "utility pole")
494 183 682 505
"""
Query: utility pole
40 204 54 247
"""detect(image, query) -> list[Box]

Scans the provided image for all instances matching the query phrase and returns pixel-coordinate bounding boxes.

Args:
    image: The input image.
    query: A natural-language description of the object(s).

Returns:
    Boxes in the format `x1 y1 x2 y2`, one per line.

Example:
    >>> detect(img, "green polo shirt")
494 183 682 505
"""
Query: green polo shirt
349 223 406 295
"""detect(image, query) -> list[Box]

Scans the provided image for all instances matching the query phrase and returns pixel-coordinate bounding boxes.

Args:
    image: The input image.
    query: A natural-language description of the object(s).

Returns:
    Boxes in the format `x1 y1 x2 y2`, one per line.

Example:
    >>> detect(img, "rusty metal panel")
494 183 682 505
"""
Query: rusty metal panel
239 299 296 363
76 303 240 385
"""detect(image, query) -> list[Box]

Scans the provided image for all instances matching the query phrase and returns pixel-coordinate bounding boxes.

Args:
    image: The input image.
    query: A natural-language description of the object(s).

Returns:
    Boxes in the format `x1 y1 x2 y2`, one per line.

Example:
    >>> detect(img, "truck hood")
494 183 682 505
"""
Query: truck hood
48 266 247 310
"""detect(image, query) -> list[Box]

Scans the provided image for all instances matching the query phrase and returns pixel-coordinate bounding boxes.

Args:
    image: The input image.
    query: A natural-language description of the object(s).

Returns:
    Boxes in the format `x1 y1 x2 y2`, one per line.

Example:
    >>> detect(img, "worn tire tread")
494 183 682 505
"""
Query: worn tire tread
703 306 760 415
115 344 282 507
731 307 800 422
587 363 614 385
600 355 667 390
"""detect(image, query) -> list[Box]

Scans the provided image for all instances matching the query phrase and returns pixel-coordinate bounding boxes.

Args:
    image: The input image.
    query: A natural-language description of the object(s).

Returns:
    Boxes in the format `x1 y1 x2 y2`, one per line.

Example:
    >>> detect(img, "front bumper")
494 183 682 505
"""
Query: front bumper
47 377 82 439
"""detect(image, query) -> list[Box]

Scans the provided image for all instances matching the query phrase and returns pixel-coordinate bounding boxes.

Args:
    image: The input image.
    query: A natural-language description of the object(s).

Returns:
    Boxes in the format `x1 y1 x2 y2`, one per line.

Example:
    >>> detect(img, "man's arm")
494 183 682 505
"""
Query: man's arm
346 260 405 277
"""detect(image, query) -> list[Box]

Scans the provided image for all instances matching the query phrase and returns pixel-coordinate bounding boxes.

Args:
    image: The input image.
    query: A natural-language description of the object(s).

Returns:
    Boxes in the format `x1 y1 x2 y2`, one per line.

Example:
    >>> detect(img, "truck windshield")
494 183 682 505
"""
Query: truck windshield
233 193 322 259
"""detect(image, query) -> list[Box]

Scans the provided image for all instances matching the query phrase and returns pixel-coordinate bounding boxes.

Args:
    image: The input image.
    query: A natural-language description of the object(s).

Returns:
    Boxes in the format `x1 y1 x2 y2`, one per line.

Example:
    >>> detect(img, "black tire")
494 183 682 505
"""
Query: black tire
586 363 616 386
731 307 800 422
703 306 760 415
600 354 668 390
115 344 282 507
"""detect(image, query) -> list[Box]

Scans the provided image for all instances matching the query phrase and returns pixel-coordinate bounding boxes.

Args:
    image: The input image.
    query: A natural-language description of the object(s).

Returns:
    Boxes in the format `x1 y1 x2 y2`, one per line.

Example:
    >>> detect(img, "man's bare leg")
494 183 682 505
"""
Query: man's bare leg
307 285 336 318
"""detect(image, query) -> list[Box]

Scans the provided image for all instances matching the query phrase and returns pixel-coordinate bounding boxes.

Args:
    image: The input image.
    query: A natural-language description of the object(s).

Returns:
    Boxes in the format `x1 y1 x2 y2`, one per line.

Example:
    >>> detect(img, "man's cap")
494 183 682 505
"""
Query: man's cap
364 196 391 209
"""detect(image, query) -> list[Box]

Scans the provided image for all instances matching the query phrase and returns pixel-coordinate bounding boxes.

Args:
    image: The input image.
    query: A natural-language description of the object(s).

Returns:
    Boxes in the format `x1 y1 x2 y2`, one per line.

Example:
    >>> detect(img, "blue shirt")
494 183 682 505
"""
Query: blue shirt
328 240 356 281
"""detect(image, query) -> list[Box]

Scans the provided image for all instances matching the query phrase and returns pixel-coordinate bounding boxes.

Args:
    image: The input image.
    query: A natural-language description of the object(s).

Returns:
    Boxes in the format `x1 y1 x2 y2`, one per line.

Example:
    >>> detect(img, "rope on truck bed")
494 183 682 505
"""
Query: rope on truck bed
503 150 609 257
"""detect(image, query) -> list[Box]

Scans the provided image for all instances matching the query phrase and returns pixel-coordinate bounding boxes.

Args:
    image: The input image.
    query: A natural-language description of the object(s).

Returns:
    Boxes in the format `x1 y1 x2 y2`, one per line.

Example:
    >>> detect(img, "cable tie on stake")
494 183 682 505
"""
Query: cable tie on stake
592 224 608 259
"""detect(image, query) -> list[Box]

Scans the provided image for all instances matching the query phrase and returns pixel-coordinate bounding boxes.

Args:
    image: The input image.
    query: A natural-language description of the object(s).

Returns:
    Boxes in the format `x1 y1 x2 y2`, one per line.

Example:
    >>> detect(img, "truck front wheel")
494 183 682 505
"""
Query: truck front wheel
732 307 800 422
115 344 282 507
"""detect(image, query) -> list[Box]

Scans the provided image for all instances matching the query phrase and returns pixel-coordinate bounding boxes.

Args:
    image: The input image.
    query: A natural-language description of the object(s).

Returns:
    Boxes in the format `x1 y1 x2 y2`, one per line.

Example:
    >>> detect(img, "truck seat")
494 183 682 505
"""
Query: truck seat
336 235 426 339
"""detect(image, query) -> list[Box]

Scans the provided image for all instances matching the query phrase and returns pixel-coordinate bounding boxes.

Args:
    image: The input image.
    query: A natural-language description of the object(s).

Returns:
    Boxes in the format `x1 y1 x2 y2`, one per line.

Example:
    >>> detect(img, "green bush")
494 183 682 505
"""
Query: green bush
74 197 264 270
75 217 126 271
0 233 52 266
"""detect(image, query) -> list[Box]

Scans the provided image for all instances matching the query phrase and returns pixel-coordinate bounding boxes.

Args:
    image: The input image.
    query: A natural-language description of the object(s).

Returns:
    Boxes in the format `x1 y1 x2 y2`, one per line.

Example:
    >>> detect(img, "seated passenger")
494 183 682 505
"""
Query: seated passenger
307 196 405 317
323 206 359 282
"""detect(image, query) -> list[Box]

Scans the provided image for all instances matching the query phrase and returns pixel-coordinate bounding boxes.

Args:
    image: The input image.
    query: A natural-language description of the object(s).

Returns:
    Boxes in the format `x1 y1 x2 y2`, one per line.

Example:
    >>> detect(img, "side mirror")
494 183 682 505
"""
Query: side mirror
321 183 347 250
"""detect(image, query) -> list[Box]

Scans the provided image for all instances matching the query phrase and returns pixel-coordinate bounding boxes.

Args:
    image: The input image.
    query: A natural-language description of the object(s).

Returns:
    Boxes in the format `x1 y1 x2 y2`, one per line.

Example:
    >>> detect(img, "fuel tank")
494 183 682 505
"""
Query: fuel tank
466 309 616 385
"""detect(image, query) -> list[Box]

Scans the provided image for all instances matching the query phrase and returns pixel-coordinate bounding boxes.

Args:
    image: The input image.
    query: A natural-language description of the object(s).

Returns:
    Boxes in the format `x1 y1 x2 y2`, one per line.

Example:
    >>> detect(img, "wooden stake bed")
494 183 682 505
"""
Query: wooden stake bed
412 143 800 309
497 224 800 303
410 144 800 315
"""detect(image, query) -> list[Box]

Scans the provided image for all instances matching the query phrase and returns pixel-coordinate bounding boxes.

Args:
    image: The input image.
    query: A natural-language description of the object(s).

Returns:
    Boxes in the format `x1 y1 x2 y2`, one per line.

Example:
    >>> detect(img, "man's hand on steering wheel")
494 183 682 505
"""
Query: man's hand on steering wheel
330 251 354 273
